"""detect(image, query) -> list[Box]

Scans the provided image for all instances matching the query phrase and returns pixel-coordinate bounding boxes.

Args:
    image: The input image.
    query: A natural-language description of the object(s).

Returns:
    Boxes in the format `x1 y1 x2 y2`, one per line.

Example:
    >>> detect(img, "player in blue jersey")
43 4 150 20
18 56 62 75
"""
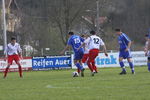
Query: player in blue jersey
60 32 85 77
115 29 135 75
144 34 150 72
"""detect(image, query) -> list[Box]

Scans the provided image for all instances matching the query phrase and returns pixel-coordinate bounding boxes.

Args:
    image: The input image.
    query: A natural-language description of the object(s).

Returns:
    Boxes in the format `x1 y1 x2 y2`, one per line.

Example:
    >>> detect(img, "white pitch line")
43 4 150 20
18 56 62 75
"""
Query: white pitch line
46 85 90 89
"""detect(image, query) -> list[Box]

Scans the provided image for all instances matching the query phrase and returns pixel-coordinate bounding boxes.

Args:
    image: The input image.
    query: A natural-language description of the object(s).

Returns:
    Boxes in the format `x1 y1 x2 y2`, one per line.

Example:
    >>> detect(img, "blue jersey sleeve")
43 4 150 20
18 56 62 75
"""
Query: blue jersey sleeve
122 33 131 43
80 37 84 42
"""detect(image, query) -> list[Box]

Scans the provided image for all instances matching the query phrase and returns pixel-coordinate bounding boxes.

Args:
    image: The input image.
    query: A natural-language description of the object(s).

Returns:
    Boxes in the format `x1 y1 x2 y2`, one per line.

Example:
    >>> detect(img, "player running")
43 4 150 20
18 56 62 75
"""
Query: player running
79 31 108 76
3 37 23 78
82 34 90 64
115 29 135 75
145 34 150 72
60 32 85 77
76 34 89 74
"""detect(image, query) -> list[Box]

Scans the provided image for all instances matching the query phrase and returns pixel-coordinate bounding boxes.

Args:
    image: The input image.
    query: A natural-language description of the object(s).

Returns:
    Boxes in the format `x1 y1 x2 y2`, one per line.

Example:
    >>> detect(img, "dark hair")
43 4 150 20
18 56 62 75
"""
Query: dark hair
11 37 16 41
145 34 149 37
81 34 85 37
115 29 121 32
68 32 74 35
90 31 96 35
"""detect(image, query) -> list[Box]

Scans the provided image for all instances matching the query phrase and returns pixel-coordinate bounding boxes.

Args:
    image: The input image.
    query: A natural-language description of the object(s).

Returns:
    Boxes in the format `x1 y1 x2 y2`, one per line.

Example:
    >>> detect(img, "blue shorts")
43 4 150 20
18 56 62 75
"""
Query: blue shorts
74 50 84 60
119 50 132 59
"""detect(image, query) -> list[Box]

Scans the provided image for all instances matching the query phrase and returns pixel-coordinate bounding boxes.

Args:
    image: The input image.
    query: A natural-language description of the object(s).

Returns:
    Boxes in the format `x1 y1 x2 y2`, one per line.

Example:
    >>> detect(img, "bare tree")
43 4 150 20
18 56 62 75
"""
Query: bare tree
49 0 89 44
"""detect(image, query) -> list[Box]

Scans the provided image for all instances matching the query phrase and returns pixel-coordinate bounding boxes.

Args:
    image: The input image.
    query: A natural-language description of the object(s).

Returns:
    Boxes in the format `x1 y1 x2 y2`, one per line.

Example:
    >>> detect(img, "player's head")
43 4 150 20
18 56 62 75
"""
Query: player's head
90 31 96 35
11 37 16 44
81 34 85 37
115 29 122 35
81 34 88 39
68 32 74 37
145 34 149 41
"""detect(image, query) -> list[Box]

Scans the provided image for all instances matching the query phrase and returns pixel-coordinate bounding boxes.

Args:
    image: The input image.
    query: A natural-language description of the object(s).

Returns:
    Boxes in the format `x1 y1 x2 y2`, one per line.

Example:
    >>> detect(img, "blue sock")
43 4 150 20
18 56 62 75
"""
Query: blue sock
75 63 83 70
148 63 150 71
129 62 134 72
119 62 126 72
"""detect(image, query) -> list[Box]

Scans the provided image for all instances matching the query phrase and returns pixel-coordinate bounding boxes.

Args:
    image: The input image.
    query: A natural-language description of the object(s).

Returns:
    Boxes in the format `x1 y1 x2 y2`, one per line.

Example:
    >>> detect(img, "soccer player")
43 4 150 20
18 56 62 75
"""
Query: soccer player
76 34 89 74
144 34 149 53
3 37 23 78
82 34 90 64
60 32 85 77
115 29 135 75
76 34 90 74
145 34 150 71
79 31 108 76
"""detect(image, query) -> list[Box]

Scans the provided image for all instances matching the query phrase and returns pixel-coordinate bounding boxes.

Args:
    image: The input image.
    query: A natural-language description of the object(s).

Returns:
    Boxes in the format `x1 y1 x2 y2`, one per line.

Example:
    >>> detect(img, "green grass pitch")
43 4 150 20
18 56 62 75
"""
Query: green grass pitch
0 66 150 100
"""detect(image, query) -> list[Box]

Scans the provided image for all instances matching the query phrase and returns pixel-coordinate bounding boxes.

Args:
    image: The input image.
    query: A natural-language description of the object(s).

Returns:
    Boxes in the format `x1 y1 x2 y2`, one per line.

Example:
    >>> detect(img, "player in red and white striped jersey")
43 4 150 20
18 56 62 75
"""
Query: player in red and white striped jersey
3 37 23 78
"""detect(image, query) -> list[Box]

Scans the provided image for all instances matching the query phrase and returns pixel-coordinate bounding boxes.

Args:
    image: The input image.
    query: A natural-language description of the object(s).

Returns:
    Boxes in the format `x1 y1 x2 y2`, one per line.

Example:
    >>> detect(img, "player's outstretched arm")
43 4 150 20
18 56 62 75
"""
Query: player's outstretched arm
125 41 132 51
4 54 7 61
60 45 70 55
102 45 108 57
78 37 90 51
17 44 23 59
18 51 23 59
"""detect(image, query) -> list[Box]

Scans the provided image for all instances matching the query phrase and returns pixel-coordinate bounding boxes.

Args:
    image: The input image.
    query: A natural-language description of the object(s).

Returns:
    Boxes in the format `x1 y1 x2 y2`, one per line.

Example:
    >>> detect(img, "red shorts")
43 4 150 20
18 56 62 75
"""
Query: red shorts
8 55 20 65
88 49 99 62
82 54 89 63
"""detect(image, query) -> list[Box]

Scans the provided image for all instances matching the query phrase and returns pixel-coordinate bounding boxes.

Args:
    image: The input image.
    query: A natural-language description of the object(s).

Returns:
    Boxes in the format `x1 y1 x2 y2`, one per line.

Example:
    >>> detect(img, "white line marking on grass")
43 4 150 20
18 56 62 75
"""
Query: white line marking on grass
46 85 90 89
46 85 54 88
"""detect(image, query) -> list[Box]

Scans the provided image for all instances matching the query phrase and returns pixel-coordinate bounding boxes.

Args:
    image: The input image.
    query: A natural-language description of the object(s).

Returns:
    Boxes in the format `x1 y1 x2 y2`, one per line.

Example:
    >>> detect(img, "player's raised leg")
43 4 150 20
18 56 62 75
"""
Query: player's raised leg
82 54 89 64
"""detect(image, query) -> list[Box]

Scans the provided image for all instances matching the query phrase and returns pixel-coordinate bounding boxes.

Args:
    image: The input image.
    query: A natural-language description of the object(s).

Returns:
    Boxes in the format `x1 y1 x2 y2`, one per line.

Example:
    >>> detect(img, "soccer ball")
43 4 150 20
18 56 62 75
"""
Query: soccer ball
72 72 79 77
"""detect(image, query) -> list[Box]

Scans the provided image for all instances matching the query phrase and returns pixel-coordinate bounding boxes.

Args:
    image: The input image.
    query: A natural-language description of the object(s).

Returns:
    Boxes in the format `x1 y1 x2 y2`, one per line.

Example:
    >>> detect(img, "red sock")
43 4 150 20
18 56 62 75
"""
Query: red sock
77 68 80 73
4 67 9 78
87 60 93 72
92 62 98 72
18 66 22 77
94 66 98 72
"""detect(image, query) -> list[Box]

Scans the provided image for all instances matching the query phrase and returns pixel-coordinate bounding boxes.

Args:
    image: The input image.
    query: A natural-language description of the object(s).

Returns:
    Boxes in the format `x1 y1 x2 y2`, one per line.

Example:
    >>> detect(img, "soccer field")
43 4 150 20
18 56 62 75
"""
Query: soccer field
0 67 150 100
